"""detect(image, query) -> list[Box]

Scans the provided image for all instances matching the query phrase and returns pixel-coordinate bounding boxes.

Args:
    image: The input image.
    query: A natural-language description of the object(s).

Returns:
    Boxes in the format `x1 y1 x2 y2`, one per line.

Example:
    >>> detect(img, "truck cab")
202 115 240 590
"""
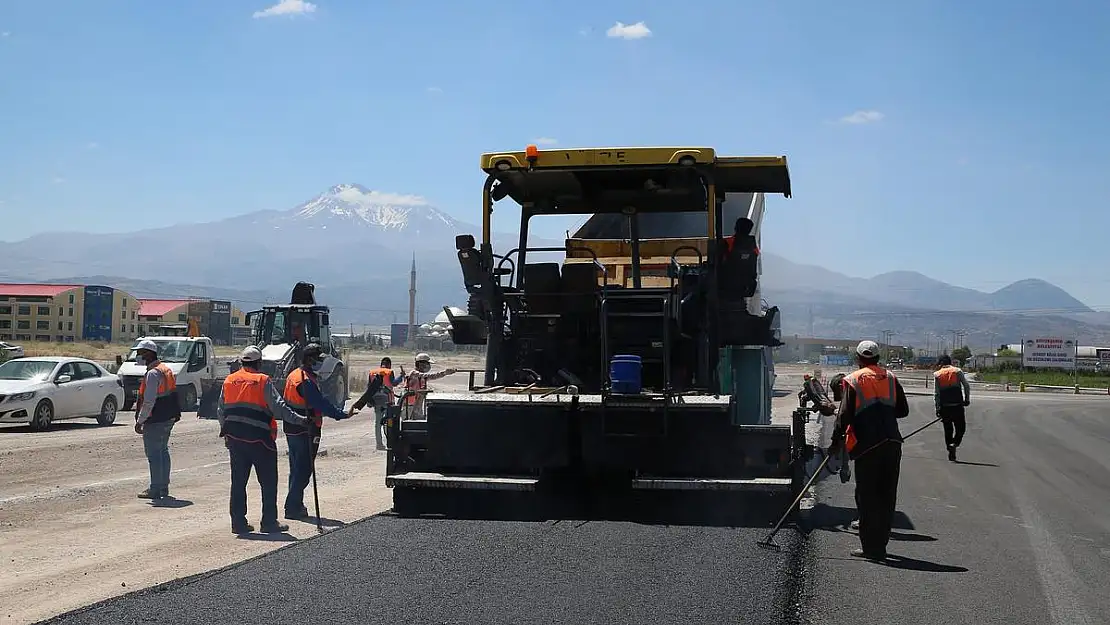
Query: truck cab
117 336 218 412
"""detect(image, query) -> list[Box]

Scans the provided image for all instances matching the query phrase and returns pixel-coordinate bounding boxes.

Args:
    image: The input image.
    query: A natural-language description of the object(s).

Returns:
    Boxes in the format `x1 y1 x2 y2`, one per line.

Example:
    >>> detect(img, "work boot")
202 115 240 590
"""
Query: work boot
849 519 859 530
850 548 886 561
948 445 957 462
137 488 163 500
285 506 310 520
232 523 256 535
260 522 290 534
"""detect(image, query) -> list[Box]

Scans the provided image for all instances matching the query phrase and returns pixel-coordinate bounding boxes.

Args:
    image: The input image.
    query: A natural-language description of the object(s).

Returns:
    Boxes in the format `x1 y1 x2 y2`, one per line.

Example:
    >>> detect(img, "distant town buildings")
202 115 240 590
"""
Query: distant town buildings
0 283 249 345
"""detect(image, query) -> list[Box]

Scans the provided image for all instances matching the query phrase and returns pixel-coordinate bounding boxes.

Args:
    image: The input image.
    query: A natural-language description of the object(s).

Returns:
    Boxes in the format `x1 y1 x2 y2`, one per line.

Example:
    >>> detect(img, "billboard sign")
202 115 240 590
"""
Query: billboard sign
209 300 232 345
82 285 114 342
820 354 852 367
1022 337 1076 369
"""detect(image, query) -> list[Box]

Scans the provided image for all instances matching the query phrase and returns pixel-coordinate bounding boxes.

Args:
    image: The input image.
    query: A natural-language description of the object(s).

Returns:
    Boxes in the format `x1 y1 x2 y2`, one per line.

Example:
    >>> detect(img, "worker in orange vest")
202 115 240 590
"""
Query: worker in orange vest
282 343 350 521
133 339 182 501
364 357 405 449
402 353 458 420
217 346 311 535
829 340 909 561
933 354 971 461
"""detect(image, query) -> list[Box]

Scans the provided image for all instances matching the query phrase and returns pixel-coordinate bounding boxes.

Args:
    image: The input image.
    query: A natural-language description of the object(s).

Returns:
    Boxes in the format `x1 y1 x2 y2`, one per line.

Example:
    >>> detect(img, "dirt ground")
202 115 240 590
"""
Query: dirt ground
0 358 812 625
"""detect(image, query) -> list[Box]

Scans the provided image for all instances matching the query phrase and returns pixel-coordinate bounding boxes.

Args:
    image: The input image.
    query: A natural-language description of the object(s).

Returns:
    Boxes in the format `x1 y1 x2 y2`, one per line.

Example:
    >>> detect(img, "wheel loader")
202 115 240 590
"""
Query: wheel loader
197 282 348 418
384 146 812 521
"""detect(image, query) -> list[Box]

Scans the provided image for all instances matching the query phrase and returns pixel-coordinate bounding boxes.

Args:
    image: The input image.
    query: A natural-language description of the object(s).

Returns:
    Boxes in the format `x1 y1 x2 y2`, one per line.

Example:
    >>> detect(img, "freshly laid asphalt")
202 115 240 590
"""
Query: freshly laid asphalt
39 394 1110 625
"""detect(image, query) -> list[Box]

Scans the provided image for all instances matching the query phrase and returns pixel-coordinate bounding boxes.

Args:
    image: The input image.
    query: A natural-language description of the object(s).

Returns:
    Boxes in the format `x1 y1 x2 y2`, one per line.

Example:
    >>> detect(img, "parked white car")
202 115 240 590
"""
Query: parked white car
0 341 24 359
0 357 123 431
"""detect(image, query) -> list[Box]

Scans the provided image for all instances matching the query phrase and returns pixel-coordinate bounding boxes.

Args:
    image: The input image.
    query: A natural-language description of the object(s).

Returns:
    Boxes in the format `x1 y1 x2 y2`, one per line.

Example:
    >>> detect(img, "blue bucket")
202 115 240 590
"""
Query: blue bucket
609 354 643 394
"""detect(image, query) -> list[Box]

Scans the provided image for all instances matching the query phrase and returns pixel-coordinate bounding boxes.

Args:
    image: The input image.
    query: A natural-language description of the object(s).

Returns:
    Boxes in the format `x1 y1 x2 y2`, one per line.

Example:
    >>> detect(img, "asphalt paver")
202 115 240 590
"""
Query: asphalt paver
802 394 1110 625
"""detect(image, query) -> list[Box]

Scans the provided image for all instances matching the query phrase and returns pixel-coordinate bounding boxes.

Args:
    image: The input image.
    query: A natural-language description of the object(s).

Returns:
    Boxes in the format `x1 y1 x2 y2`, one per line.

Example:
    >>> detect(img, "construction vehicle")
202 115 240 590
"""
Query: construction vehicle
384 145 811 519
197 282 348 419
118 335 219 411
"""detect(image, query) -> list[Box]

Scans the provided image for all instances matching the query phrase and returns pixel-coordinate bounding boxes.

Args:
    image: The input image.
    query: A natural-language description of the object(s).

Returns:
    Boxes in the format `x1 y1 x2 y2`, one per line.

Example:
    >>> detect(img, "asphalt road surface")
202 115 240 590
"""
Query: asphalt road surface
35 393 1110 625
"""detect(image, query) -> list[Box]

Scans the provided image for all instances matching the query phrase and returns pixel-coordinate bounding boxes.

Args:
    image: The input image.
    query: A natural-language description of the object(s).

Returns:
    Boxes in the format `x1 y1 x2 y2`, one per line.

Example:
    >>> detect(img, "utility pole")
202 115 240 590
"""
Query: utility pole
408 252 417 348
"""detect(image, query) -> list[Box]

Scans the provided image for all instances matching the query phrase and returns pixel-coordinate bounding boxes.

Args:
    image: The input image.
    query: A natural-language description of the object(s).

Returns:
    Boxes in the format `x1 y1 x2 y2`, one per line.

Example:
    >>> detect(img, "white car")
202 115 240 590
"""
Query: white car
0 341 24 359
0 357 123 431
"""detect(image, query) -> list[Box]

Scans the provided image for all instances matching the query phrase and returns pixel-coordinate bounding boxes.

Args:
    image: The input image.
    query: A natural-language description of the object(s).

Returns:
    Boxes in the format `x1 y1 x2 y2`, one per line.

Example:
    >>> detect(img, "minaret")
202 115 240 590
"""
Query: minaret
408 252 417 347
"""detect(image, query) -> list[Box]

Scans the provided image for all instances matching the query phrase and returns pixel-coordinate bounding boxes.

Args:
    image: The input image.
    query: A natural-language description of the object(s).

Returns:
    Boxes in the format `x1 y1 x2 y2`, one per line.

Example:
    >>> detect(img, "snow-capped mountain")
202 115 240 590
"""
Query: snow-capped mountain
285 184 463 235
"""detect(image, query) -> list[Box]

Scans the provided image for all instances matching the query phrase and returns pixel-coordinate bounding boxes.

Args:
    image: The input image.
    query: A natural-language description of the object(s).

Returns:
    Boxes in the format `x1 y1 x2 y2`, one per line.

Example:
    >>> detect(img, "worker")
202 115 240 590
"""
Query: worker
217 346 312 535
349 372 387 443
402 353 458 420
133 339 182 501
933 354 971 461
830 340 909 561
366 357 405 449
720 216 760 300
282 343 351 520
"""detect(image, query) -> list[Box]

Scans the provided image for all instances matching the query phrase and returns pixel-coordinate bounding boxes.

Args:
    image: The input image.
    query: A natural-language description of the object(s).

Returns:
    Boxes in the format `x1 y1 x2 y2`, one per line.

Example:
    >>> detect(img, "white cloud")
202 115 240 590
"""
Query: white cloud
252 0 317 19
533 137 558 146
425 86 443 95
606 21 651 40
839 110 884 125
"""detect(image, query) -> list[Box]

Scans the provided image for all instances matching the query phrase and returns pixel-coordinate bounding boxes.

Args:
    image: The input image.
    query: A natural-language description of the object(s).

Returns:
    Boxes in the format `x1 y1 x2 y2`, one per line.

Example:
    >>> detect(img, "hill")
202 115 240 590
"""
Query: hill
4 183 1106 346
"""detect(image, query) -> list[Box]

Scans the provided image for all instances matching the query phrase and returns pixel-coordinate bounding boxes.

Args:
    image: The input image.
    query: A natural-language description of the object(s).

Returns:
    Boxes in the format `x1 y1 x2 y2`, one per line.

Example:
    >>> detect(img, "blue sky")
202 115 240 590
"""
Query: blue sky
2 0 1108 306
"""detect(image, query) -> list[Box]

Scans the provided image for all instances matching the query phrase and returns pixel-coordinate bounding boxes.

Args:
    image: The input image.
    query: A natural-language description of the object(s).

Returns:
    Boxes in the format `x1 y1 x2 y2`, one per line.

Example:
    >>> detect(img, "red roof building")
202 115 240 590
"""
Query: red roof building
137 299 192 318
0 283 85 298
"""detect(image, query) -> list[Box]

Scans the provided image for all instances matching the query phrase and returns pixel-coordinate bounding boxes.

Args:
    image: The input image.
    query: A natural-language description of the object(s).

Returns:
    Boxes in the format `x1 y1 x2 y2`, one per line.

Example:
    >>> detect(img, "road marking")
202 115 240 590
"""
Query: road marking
1011 482 1097 625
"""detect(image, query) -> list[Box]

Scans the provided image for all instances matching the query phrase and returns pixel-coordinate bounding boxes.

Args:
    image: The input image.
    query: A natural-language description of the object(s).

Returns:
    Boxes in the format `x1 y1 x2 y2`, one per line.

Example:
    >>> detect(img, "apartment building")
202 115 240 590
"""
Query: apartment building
137 299 251 346
0 284 141 343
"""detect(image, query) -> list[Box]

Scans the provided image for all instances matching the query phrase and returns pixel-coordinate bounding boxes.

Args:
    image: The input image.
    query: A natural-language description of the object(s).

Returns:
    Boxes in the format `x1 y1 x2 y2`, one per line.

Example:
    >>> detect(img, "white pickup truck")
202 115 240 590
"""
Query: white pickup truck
116 336 220 412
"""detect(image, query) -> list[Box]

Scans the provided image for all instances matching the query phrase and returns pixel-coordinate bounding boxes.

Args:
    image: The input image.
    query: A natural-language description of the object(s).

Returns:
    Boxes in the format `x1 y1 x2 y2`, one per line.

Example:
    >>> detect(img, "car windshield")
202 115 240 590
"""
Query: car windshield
127 340 193 364
0 359 56 381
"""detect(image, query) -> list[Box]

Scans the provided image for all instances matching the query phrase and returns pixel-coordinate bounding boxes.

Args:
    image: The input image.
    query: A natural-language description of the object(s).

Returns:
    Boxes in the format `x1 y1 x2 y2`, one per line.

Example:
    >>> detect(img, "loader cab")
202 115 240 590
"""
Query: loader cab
449 146 791 394
249 305 334 353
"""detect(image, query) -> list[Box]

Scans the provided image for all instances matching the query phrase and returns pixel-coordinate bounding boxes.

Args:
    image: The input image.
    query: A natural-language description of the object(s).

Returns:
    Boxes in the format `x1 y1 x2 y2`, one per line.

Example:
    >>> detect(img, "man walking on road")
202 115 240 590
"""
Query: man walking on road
366 357 404 449
282 343 351 521
217 346 313 535
933 354 971 462
830 340 910 561
133 339 181 501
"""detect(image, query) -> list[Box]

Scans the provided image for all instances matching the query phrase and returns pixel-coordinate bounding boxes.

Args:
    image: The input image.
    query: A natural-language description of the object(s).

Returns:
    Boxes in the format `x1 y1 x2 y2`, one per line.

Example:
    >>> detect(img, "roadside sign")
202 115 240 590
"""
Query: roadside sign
1022 337 1076 369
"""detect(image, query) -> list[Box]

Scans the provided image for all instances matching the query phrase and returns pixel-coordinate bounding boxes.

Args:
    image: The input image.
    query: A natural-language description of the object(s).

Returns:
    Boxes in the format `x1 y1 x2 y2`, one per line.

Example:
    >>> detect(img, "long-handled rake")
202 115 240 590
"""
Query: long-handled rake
756 416 943 551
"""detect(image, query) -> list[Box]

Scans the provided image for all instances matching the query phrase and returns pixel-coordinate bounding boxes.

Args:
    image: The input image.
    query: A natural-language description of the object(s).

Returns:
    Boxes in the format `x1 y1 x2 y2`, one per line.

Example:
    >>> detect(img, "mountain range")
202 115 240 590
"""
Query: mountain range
4 184 1107 348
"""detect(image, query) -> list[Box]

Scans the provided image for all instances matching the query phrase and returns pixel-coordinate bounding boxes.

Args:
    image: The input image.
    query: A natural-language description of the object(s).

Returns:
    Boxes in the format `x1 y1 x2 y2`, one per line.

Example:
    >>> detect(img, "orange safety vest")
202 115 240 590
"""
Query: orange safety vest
723 235 760 256
841 365 898 454
138 362 180 424
369 367 395 401
405 374 427 406
221 369 278 442
283 367 322 435
934 365 964 406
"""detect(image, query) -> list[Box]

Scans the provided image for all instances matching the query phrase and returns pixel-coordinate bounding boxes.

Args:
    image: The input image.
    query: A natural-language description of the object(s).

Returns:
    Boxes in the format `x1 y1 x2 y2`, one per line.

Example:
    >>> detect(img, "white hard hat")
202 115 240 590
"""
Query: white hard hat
415 352 435 364
136 339 159 354
240 346 263 363
856 340 880 358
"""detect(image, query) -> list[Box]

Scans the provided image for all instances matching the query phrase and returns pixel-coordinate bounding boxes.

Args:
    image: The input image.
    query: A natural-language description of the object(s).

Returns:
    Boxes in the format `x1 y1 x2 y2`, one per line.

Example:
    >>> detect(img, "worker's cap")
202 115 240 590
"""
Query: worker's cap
415 352 435 364
240 346 263 363
302 343 325 362
855 340 880 358
135 339 159 354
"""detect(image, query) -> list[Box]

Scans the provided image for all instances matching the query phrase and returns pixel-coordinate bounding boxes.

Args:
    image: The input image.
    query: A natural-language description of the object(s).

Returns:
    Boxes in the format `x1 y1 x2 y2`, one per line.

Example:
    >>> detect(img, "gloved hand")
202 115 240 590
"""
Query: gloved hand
962 400 970 407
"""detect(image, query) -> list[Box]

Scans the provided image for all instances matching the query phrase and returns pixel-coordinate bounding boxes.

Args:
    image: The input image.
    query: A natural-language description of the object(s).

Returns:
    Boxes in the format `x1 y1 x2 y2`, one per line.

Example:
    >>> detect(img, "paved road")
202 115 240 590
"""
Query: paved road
36 393 1110 625
803 393 1110 625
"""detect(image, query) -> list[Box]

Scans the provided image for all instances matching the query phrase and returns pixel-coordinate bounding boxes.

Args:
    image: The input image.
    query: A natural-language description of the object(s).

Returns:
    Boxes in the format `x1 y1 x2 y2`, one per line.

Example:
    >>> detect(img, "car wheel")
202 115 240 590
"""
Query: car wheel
30 399 54 431
97 395 118 426
179 384 197 412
